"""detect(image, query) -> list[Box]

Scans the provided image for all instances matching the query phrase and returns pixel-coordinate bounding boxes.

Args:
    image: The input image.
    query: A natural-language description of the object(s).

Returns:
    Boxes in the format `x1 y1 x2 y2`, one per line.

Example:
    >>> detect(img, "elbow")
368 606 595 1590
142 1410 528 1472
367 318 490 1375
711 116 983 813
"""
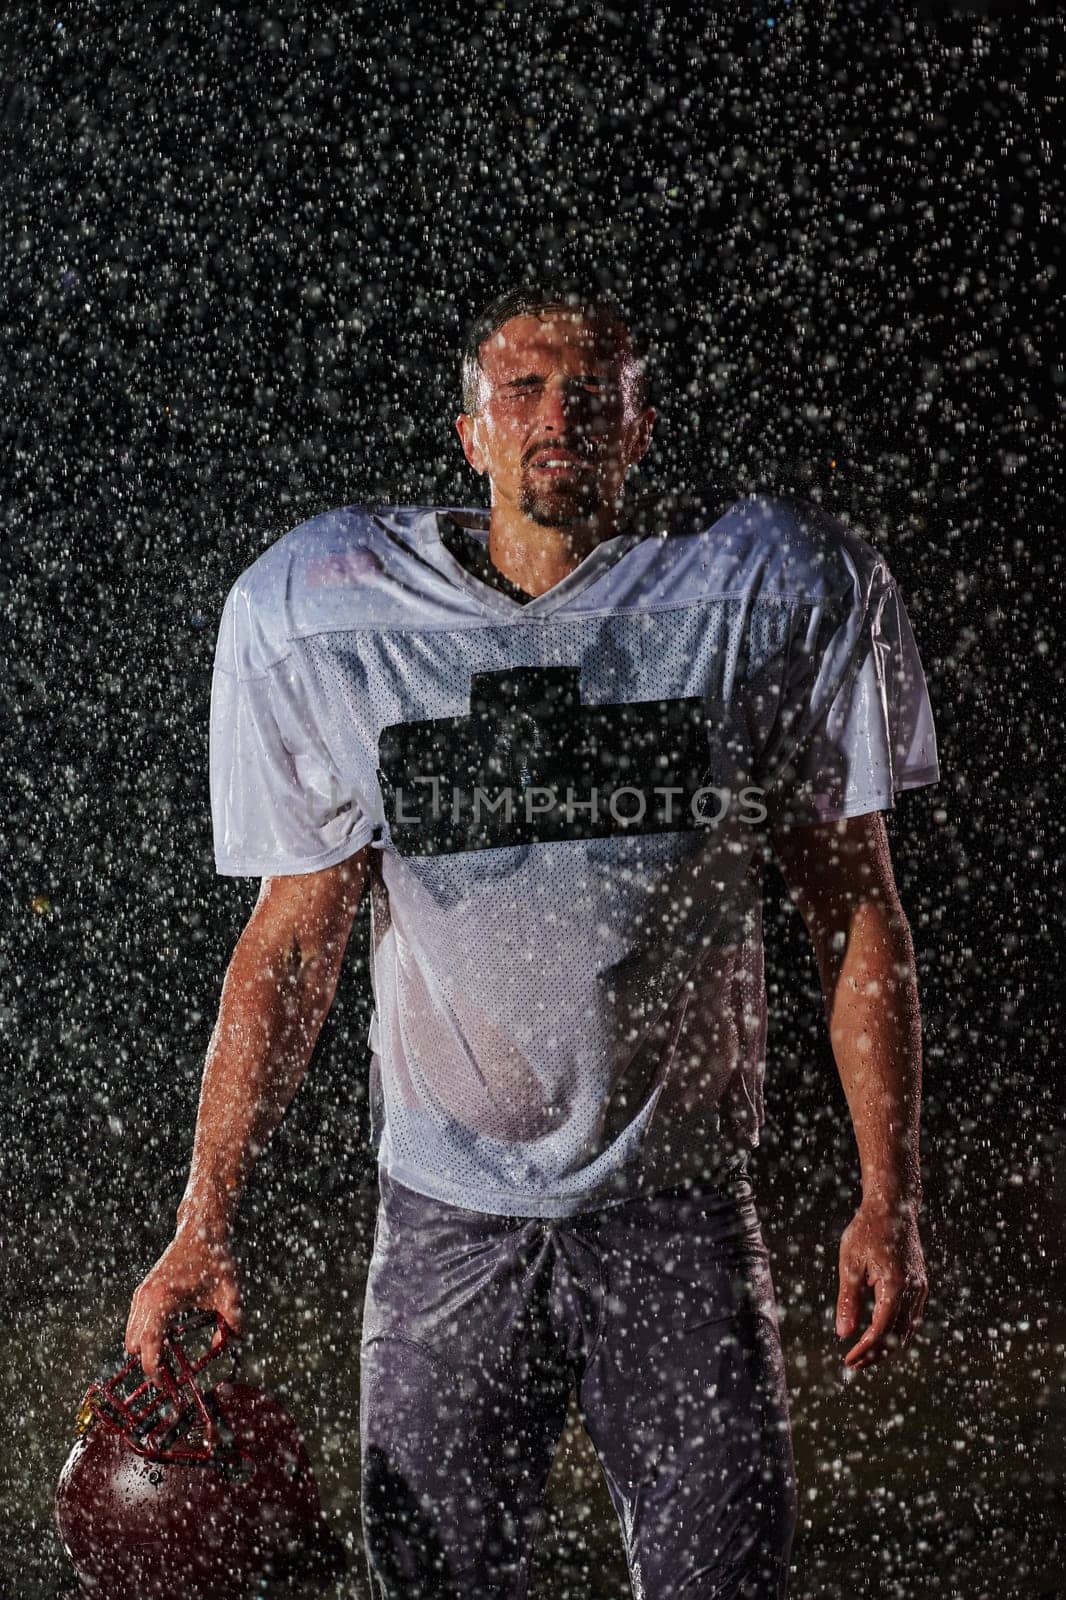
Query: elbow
813 895 917 1004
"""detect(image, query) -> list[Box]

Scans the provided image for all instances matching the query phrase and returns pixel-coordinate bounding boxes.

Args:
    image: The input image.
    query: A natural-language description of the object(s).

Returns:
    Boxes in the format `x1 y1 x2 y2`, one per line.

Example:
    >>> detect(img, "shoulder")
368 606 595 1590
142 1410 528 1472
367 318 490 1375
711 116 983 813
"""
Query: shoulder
215 503 428 675
623 488 892 609
227 503 415 602
661 489 892 605
738 493 892 601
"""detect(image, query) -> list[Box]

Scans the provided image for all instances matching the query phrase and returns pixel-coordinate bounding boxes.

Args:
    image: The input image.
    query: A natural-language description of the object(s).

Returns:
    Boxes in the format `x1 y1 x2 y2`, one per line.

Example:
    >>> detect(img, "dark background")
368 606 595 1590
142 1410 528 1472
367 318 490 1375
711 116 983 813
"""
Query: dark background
2 2 1062 1595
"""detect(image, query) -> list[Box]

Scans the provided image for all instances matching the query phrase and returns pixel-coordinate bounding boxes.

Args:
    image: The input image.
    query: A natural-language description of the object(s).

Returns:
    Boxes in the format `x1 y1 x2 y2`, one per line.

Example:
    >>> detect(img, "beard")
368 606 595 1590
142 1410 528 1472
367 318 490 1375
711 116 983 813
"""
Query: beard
518 468 602 528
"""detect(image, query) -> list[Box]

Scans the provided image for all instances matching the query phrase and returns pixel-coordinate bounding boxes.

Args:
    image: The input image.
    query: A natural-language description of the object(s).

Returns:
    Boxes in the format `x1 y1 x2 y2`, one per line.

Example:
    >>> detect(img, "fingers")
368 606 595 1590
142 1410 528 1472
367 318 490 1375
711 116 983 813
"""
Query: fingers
123 1233 244 1388
842 1275 926 1370
842 1278 896 1369
836 1205 928 1373
124 1292 141 1356
126 1276 243 1384
896 1276 928 1350
140 1326 167 1387
215 1275 244 1336
126 1291 171 1385
125 1289 152 1371
835 1263 864 1341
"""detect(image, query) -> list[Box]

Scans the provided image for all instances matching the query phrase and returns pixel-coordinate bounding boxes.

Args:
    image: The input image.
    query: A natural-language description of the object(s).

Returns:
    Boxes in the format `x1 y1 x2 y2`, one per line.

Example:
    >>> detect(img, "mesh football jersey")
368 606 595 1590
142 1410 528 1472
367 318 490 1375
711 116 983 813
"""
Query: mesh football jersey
210 493 941 1217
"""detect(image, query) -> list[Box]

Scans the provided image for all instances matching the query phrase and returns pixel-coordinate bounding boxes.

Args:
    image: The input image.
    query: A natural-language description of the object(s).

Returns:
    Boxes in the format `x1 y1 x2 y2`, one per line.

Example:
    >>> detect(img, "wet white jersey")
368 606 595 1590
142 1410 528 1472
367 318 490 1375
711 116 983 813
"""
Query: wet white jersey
209 493 940 1217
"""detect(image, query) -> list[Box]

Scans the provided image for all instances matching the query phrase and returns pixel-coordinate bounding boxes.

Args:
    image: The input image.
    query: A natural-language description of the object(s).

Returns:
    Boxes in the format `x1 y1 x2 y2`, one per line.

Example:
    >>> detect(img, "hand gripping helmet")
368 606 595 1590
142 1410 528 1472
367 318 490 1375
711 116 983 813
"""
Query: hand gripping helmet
55 1312 347 1599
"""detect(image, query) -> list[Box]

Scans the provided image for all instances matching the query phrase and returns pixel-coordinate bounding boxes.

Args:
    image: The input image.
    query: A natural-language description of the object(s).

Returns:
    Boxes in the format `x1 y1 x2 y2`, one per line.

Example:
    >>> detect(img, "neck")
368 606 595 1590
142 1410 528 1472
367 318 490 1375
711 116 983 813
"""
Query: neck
486 498 625 599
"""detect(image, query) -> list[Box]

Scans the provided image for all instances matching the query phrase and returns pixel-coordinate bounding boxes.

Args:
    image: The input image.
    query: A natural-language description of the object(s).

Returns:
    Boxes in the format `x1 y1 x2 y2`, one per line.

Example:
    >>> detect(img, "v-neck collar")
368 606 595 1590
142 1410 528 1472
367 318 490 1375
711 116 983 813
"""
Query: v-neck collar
421 507 647 618
437 514 536 606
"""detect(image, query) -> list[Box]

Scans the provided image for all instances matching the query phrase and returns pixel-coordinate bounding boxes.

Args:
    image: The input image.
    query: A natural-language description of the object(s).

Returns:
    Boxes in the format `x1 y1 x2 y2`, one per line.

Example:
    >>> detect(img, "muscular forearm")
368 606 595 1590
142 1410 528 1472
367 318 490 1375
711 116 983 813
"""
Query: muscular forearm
176 927 344 1237
821 898 924 1214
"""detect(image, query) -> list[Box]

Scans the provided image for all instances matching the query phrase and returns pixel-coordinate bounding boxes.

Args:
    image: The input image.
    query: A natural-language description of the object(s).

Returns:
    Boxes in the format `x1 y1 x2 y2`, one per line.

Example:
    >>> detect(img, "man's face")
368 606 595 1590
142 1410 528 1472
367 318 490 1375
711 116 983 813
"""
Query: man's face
455 312 655 529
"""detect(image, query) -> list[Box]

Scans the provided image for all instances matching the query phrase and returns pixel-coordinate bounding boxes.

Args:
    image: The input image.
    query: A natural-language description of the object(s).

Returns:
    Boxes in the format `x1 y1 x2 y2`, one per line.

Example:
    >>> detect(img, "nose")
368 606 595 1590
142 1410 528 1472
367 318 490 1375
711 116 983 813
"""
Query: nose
541 376 598 438
538 377 574 433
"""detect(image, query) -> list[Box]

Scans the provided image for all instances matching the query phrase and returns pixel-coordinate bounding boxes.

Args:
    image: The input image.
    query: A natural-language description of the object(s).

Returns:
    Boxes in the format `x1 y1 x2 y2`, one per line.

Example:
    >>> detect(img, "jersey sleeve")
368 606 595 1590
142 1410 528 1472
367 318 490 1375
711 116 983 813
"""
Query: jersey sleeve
209 585 376 876
758 563 941 827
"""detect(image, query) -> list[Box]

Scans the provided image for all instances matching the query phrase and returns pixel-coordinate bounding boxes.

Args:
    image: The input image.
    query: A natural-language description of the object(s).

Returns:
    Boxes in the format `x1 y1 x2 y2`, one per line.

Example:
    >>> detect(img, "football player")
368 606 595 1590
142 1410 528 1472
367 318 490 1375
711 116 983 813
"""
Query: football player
126 285 938 1597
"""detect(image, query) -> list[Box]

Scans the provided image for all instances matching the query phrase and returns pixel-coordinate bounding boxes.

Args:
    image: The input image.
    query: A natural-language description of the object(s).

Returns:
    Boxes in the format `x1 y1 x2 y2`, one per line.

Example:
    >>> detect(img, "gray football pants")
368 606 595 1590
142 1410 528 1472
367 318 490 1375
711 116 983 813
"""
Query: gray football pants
359 1162 797 1598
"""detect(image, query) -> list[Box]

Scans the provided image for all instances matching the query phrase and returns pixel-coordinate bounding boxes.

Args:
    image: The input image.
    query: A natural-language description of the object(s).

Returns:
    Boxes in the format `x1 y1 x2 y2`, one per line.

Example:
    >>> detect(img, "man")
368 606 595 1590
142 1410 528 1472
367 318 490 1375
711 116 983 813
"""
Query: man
126 285 939 1598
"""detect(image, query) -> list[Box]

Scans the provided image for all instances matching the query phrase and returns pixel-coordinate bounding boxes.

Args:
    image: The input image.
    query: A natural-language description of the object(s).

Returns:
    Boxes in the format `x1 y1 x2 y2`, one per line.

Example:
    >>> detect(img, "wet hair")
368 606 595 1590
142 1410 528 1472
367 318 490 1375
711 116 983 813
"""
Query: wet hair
460 285 649 414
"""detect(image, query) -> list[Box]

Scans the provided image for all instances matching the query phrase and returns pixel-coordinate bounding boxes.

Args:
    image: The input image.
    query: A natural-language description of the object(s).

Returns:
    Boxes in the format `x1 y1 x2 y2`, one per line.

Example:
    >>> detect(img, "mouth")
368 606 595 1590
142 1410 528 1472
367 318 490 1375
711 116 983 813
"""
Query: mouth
527 451 594 476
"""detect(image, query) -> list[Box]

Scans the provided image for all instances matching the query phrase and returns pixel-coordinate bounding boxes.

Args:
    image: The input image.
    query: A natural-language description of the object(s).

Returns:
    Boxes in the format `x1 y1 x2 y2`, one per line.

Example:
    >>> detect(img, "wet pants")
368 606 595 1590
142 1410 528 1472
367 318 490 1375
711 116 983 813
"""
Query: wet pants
359 1162 797 1598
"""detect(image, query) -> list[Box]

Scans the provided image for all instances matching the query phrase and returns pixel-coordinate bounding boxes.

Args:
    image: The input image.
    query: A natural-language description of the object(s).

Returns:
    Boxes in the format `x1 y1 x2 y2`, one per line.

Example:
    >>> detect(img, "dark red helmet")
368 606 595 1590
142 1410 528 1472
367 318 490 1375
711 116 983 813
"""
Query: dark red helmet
55 1312 346 1599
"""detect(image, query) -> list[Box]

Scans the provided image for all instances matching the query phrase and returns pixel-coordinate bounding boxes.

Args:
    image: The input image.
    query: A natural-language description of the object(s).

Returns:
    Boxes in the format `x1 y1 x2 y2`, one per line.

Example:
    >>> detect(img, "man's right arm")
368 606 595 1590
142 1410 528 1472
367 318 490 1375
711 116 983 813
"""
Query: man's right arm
125 847 371 1382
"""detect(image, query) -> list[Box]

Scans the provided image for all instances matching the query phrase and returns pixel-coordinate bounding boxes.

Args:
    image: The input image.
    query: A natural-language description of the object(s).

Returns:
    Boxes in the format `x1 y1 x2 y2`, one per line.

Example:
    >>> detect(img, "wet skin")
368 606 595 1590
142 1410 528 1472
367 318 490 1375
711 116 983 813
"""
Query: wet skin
454 310 656 597
772 812 929 1372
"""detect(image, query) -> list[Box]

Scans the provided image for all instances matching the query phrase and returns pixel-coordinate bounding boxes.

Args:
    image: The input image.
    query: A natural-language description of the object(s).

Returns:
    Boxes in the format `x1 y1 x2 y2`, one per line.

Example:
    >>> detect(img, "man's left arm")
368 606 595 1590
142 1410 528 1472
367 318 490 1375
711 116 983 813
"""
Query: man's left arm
769 810 929 1371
